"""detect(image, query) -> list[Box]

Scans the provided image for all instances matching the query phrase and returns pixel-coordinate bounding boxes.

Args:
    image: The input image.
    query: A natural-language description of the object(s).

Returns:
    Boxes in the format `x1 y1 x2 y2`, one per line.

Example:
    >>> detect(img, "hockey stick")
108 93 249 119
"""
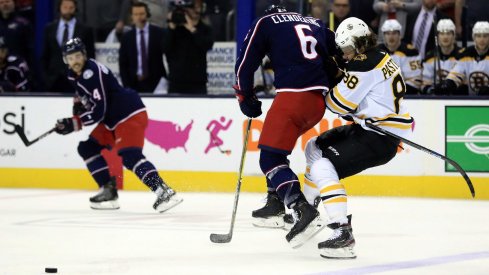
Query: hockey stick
207 128 231 155
210 118 252 243
14 124 56 147
365 122 475 198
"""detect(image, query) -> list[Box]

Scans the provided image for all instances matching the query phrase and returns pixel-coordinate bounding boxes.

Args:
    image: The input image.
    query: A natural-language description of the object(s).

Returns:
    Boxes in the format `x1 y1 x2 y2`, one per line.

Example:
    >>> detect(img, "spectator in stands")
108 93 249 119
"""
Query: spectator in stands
404 0 448 59
378 19 422 94
422 19 462 94
78 0 125 42
373 0 421 43
0 0 32 67
119 1 168 93
166 0 214 94
454 0 489 40
206 0 234 41
444 21 489 95
41 0 94 93
325 0 351 31
0 37 30 92
437 0 455 20
310 0 329 22
350 0 378 33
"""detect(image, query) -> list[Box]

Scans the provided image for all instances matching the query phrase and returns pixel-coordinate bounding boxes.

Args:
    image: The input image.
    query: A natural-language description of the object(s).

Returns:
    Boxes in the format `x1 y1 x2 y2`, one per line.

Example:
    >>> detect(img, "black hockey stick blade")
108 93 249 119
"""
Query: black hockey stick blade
14 124 56 147
209 233 232 243
14 124 30 146
365 122 475 198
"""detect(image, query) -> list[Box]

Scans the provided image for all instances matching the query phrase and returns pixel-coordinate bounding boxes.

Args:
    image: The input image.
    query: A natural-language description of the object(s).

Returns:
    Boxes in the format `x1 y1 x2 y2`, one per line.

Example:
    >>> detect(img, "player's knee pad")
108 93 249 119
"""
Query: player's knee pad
305 136 322 167
259 149 289 178
77 138 104 160
118 147 145 171
310 157 340 187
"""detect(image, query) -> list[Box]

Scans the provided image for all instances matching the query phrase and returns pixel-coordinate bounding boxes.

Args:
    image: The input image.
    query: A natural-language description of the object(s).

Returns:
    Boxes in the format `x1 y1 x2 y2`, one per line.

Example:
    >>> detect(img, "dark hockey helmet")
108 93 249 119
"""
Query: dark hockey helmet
264 4 287 15
62 37 86 57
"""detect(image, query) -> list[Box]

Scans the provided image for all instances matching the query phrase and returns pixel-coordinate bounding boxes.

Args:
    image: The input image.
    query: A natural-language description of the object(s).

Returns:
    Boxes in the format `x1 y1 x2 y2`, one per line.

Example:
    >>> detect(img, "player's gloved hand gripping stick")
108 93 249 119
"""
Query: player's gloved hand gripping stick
233 85 262 118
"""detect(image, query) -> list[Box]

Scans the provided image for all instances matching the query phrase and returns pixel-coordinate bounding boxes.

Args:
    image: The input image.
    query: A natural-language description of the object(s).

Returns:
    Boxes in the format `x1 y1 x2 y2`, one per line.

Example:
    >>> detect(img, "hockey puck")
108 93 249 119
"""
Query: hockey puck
45 267 57 273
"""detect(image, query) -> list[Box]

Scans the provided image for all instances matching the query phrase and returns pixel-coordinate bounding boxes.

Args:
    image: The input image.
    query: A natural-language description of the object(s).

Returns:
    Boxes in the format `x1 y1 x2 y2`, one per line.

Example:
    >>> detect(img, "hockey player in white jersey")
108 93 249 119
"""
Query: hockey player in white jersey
422 19 463 94
378 19 422 94
444 21 489 95
304 17 414 259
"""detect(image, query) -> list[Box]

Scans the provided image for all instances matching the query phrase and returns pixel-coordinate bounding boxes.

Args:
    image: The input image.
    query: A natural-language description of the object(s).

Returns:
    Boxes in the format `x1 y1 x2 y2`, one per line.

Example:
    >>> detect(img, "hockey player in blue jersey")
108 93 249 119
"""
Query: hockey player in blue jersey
234 5 343 248
54 38 182 212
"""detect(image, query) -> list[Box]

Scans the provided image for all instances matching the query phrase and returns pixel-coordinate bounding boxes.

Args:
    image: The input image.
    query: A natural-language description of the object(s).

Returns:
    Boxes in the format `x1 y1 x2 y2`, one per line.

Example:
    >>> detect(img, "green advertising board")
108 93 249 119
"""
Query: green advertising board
445 106 489 172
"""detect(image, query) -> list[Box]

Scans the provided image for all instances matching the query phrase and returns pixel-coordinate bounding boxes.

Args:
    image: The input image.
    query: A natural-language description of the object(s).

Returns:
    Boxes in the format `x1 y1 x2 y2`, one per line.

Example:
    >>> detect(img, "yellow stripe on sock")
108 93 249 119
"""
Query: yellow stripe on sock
304 178 317 189
320 183 345 194
323 196 347 204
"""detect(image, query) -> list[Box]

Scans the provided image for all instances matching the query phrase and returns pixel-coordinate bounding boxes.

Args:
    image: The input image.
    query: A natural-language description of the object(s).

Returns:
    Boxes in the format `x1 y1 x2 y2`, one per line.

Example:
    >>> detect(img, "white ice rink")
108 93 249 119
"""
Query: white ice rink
1 189 488 275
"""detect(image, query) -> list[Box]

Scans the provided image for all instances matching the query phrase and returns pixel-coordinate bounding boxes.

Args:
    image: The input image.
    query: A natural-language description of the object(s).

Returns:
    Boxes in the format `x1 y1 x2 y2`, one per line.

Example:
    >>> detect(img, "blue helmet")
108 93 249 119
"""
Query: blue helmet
264 5 287 16
62 37 86 57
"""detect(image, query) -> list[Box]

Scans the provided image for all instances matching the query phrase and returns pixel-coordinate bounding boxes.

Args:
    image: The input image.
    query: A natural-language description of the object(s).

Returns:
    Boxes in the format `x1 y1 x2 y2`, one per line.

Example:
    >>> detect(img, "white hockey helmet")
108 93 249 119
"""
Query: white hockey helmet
381 19 402 33
473 21 489 35
335 17 371 50
437 19 456 33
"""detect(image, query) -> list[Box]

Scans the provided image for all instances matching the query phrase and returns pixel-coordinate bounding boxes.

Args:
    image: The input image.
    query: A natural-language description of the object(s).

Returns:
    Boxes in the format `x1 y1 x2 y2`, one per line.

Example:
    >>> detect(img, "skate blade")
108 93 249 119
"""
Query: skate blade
252 216 285 229
319 246 357 259
155 195 183 213
288 216 325 249
90 200 120 210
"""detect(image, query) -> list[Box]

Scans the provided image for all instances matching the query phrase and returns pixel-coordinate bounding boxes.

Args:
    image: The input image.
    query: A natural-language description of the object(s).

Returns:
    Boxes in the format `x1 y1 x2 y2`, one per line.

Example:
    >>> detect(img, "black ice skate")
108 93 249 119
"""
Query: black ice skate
286 200 325 248
252 191 287 228
282 196 321 231
318 215 356 259
153 184 183 213
89 178 120 210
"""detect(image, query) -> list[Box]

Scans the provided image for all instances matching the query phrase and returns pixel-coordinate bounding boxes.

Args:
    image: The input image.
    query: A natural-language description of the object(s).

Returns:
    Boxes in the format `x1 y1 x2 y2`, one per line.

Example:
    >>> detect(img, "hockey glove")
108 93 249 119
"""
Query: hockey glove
55 116 82 135
233 85 262 118
434 79 456 95
324 55 345 88
72 102 87 116
478 86 489 96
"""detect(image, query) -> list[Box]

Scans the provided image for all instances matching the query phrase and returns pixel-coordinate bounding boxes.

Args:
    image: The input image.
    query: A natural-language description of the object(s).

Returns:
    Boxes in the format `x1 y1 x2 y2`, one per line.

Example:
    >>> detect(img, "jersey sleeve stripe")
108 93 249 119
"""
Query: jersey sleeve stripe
332 87 358 109
235 18 266 88
327 91 353 114
326 94 348 114
375 121 413 130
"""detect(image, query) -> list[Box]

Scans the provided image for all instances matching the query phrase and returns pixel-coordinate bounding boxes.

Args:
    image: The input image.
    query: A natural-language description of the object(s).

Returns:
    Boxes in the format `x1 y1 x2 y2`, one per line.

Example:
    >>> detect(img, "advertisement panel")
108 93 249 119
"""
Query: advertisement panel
446 106 489 172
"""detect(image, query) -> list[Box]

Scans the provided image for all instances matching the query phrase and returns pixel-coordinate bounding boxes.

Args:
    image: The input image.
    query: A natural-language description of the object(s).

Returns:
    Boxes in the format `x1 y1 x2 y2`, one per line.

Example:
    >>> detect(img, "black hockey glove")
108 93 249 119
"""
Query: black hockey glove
324 55 345 88
233 85 262 118
55 116 82 135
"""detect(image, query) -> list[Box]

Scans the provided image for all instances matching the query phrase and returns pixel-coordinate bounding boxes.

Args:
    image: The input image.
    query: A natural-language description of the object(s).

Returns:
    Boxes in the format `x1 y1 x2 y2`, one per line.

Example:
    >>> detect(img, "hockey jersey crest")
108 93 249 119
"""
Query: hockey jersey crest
326 49 413 139
447 46 489 95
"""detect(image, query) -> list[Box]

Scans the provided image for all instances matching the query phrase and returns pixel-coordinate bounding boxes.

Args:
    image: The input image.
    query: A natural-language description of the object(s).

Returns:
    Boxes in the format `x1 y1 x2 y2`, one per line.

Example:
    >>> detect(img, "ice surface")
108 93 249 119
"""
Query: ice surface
1 189 488 275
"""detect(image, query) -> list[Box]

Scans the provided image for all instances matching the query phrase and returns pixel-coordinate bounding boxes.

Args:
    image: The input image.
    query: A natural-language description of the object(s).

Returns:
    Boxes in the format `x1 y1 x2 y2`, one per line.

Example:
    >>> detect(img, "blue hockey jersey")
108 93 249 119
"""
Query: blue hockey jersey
235 12 337 94
67 59 146 130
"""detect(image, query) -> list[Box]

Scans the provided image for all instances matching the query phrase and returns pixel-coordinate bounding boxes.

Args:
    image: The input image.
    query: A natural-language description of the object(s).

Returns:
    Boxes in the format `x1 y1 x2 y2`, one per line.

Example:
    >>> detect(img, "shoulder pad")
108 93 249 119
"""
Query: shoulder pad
346 49 385 72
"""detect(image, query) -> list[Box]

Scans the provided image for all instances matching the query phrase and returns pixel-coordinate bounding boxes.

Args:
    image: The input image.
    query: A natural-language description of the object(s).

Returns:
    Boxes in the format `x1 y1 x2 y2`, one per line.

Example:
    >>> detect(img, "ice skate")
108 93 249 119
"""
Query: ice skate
286 200 325 248
318 215 356 259
282 196 321 231
153 185 183 213
252 191 287 228
90 178 120 210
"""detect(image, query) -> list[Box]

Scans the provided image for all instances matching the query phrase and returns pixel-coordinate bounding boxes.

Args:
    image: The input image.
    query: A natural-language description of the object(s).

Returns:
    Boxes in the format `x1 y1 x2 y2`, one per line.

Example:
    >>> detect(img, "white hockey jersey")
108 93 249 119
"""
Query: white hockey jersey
378 43 422 93
422 46 462 93
446 46 489 95
326 49 414 139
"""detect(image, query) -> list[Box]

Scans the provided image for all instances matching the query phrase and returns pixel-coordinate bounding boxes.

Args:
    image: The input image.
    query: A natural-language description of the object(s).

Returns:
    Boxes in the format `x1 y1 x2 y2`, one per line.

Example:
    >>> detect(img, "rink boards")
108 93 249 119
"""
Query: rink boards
0 96 488 199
